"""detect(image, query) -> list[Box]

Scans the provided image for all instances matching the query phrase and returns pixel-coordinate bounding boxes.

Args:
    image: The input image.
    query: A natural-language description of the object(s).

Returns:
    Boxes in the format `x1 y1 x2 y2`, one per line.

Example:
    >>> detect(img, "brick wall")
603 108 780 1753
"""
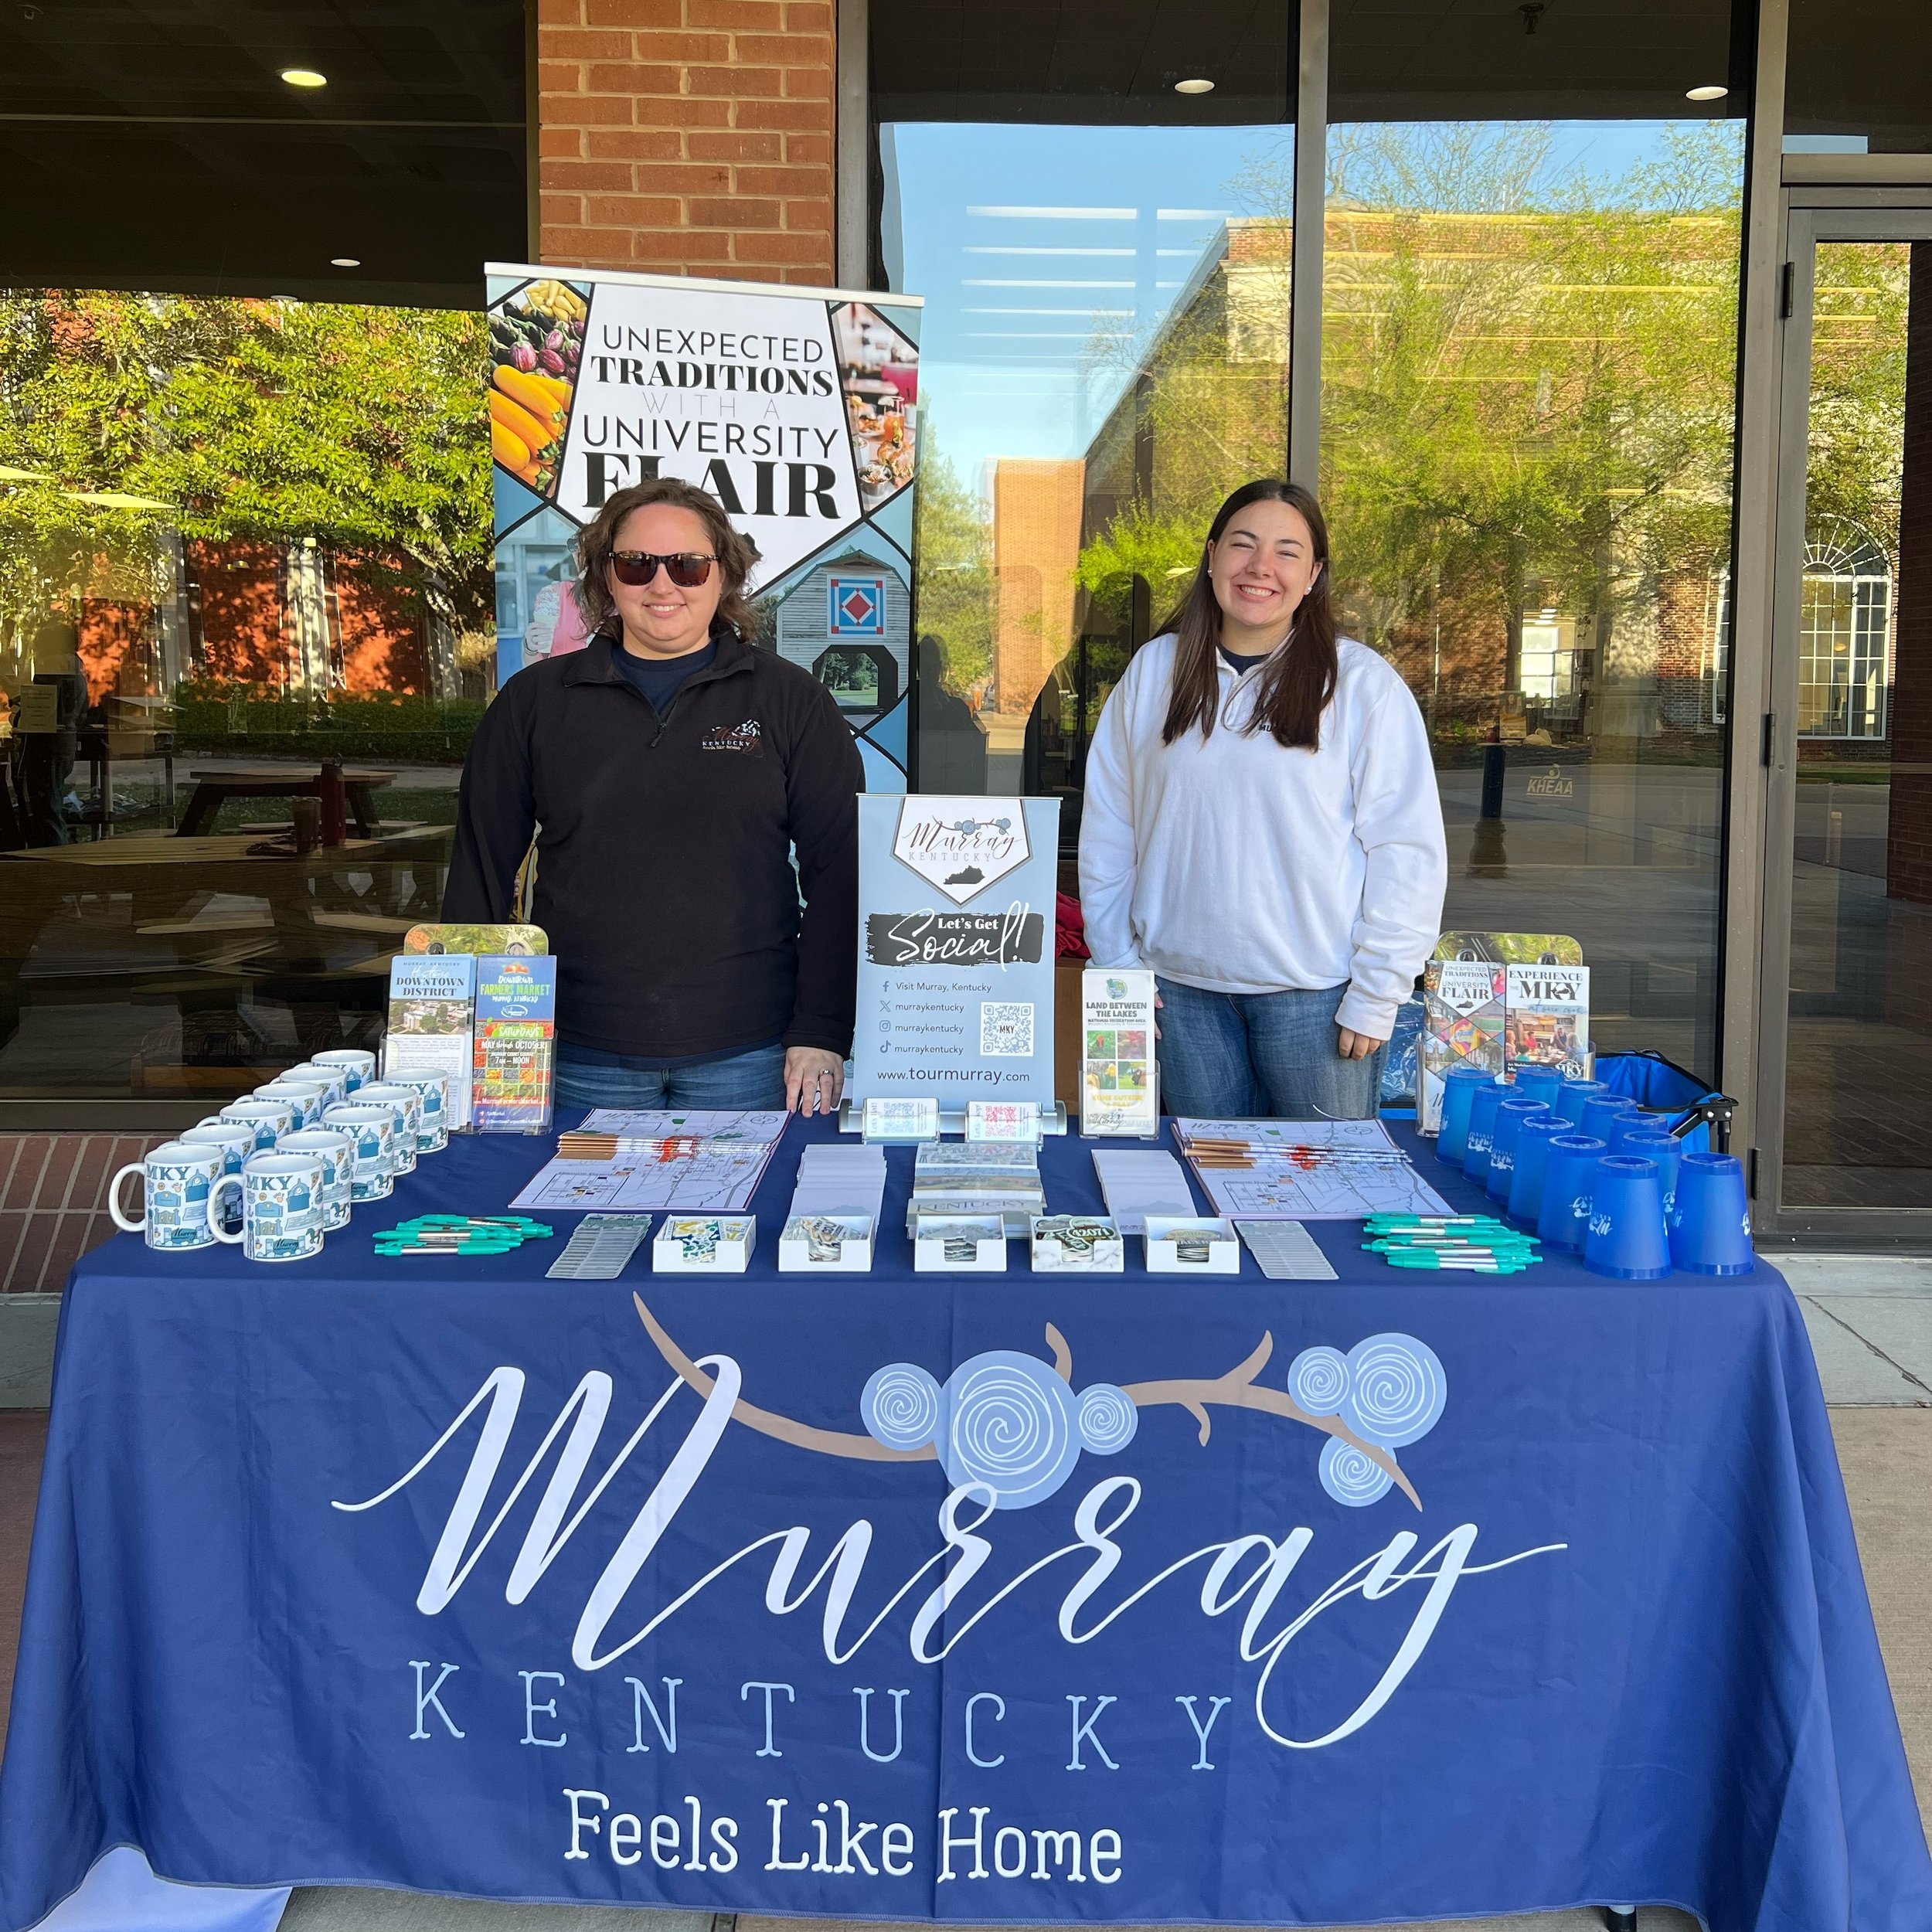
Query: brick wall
536 0 835 284
2 1135 169 1295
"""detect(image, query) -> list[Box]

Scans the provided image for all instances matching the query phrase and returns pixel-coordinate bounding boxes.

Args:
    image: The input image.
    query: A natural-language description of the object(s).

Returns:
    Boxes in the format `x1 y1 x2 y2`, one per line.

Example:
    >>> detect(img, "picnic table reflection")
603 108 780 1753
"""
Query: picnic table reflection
0 824 454 1060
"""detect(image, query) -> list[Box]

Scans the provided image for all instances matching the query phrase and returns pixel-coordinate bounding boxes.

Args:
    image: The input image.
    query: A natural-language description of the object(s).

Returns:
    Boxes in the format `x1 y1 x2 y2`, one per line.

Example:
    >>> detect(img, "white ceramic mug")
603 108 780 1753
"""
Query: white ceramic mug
109 1141 226 1251
256 1078 334 1131
321 1104 400 1202
218 1098 298 1152
282 1062 349 1107
209 1151 327 1264
179 1121 257 1233
388 1072 450 1152
312 1049 377 1094
353 1084 422 1173
279 1128 357 1231
180 1120 255 1175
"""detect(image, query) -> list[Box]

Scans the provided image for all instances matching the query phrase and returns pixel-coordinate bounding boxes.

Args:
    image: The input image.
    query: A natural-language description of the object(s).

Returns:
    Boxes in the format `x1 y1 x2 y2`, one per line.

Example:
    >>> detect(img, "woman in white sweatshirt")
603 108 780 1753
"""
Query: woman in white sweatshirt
1078 480 1447 1119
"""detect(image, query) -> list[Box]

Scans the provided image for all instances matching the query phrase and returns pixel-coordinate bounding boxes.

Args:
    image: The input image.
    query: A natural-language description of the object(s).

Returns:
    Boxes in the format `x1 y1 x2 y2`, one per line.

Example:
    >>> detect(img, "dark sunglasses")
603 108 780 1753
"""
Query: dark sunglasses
607 549 715 588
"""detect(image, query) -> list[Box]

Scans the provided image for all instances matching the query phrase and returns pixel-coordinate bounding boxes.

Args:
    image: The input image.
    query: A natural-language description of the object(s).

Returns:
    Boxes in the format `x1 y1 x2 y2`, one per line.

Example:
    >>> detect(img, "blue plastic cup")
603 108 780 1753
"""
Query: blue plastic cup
1672 1151 1756 1276
1486 1097 1552 1205
1513 1065 1565 1111
1438 1066 1495 1166
1583 1155 1672 1279
1580 1093 1643 1147
1463 1080 1505 1183
1554 1077 1607 1126
1537 1133 1608 1251
1508 1112 1569 1226
1619 1128 1683 1222
1609 1109 1665 1154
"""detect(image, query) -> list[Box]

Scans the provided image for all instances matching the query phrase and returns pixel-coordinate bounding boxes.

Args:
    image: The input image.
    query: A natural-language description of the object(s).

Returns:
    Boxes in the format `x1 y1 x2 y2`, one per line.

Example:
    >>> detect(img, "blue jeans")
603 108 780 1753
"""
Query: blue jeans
553 1040 788 1114
1155 978 1383 1121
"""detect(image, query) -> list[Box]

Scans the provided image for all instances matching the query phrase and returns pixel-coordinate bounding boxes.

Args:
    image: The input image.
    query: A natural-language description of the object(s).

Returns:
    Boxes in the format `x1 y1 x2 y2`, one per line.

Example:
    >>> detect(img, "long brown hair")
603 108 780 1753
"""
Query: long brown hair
571 477 760 641
1159 479 1339 751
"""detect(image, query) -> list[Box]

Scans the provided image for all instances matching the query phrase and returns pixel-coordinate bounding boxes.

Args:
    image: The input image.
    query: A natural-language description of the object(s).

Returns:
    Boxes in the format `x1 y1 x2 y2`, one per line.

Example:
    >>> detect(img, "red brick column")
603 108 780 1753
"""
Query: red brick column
536 0 835 285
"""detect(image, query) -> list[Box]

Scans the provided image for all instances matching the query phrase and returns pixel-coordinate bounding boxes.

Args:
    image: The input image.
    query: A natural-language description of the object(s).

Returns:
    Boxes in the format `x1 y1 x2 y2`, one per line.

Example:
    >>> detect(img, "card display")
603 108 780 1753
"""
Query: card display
1080 968 1158 1136
383 954 476 1129
1420 959 1505 1134
471 954 556 1133
1505 963 1590 1080
852 794 1060 1107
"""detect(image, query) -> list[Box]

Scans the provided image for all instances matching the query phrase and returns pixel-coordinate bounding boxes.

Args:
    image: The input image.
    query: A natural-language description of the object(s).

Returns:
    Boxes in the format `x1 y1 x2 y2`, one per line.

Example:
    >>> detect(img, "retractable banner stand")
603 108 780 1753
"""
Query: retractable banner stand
486 264 922 791
852 794 1061 1106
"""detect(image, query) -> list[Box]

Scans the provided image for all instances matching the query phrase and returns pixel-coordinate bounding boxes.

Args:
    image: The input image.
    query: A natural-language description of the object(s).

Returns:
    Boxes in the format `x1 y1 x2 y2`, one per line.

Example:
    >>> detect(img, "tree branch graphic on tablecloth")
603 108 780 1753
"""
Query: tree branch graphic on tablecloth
634 1298 1444 1511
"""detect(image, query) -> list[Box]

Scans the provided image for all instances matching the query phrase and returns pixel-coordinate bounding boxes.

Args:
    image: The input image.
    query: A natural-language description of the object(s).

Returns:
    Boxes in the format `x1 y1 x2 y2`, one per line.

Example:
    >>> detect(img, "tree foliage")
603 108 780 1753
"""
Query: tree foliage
0 291 492 650
1071 121 1750 689
913 439 995 697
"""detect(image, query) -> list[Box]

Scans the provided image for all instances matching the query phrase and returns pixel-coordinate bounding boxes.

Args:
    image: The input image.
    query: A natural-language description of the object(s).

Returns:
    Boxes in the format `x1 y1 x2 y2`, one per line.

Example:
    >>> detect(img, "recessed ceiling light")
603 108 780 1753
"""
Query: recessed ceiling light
331 257 361 268
1685 83 1728 101
280 66 327 88
1174 77 1215 95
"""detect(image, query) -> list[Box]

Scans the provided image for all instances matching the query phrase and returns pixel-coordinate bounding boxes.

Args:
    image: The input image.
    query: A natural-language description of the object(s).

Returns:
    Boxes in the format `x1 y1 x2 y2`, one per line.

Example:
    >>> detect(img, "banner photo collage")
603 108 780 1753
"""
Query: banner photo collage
485 264 923 793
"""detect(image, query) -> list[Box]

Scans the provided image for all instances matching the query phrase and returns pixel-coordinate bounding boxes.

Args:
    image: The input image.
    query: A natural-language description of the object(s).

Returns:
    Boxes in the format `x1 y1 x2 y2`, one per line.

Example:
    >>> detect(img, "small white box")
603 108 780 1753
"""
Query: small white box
653 1215 756 1274
779 1213 875 1273
1143 1214 1240 1274
1030 1215 1124 1273
915 1213 1007 1272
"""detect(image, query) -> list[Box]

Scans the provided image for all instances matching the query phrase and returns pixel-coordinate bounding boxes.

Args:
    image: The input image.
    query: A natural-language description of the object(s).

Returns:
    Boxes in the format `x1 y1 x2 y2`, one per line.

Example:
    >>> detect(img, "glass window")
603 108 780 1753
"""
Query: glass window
1787 0 1932 155
873 0 1294 836
1780 238 1928 1211
1322 0 1743 1077
0 293 492 1104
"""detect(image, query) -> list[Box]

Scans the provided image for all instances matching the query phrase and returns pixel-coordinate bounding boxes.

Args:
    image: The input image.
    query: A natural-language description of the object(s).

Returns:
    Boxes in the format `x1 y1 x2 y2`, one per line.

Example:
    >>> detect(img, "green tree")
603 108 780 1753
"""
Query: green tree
0 291 492 658
913 439 995 696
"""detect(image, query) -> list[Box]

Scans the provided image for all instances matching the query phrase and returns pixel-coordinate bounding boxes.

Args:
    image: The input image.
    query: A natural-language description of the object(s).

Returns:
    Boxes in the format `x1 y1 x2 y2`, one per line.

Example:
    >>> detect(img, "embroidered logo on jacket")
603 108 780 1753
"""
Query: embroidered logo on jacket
701 718 763 753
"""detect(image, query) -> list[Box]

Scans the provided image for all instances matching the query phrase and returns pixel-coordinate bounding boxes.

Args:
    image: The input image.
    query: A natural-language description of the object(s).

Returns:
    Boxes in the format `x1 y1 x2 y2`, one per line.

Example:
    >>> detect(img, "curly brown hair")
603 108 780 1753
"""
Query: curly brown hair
570 478 760 641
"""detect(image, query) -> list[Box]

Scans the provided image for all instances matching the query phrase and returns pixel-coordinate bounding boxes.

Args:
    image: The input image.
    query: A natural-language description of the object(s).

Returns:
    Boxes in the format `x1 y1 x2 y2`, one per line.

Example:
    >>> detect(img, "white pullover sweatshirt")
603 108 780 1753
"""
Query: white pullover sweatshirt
1077 632 1447 1040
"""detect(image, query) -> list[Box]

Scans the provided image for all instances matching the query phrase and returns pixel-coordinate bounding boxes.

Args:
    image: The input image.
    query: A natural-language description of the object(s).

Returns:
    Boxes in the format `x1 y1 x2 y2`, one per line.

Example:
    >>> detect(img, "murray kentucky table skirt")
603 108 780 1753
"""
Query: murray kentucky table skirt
1 1120 1927 1932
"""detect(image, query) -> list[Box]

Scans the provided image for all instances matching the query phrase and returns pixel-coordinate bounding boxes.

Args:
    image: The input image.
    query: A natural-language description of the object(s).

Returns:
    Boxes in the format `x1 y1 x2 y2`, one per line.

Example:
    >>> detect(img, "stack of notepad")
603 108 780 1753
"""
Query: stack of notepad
907 1141 1045 1236
1090 1148 1195 1235
789 1143 888 1223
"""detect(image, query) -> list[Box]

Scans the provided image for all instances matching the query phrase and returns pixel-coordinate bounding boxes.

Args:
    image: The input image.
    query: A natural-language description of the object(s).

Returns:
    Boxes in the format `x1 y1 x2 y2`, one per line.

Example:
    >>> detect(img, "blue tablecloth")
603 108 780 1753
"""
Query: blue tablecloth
1 1119 1926 1931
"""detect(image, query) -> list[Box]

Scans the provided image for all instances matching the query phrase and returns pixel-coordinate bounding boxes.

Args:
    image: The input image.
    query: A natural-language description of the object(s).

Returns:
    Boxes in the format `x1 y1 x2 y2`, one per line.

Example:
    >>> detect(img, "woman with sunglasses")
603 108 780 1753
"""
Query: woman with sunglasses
1078 479 1446 1120
446 478 862 1116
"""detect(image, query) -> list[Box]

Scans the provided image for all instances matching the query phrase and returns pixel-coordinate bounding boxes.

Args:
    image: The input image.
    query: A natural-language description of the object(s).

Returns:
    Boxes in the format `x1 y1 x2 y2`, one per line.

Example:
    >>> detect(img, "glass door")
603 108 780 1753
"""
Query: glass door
1760 209 1932 1233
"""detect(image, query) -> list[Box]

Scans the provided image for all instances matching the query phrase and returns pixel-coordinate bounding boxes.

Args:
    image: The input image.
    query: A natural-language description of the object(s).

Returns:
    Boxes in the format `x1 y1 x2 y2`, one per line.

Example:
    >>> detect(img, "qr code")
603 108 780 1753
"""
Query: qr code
980 1002 1035 1057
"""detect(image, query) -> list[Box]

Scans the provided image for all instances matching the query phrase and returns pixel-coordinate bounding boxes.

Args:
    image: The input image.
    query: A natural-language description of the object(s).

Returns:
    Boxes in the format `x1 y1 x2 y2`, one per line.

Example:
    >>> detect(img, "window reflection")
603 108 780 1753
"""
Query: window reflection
0 292 491 1102
1320 121 1747 1074
886 123 1291 828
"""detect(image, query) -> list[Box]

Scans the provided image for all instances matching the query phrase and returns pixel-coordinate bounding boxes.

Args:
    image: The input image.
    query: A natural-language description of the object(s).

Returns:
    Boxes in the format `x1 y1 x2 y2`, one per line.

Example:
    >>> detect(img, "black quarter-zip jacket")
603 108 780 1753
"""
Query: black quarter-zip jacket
444 631 864 1060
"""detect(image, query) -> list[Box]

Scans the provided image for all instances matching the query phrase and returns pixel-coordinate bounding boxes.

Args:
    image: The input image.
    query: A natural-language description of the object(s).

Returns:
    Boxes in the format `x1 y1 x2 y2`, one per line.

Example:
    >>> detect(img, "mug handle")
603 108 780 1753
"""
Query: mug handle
208 1174 245 1244
108 1162 148 1233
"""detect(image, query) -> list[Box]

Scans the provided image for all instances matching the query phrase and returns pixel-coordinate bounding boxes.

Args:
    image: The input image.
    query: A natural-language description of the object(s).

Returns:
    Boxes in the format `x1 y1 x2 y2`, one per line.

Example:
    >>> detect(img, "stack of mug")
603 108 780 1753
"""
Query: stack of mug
1435 1064 1755 1280
109 1049 454 1264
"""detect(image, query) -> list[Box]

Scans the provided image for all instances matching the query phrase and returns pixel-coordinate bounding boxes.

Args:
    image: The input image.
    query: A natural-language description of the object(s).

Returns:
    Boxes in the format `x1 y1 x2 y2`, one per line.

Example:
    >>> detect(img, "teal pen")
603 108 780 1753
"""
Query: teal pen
1366 1215 1508 1226
1366 1233 1539 1249
1383 1252 1540 1269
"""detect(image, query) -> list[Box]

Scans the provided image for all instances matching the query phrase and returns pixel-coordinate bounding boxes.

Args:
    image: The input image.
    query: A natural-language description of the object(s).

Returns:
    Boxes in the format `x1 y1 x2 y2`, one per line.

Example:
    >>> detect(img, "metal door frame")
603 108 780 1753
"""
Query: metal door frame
1756 199 1932 1241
